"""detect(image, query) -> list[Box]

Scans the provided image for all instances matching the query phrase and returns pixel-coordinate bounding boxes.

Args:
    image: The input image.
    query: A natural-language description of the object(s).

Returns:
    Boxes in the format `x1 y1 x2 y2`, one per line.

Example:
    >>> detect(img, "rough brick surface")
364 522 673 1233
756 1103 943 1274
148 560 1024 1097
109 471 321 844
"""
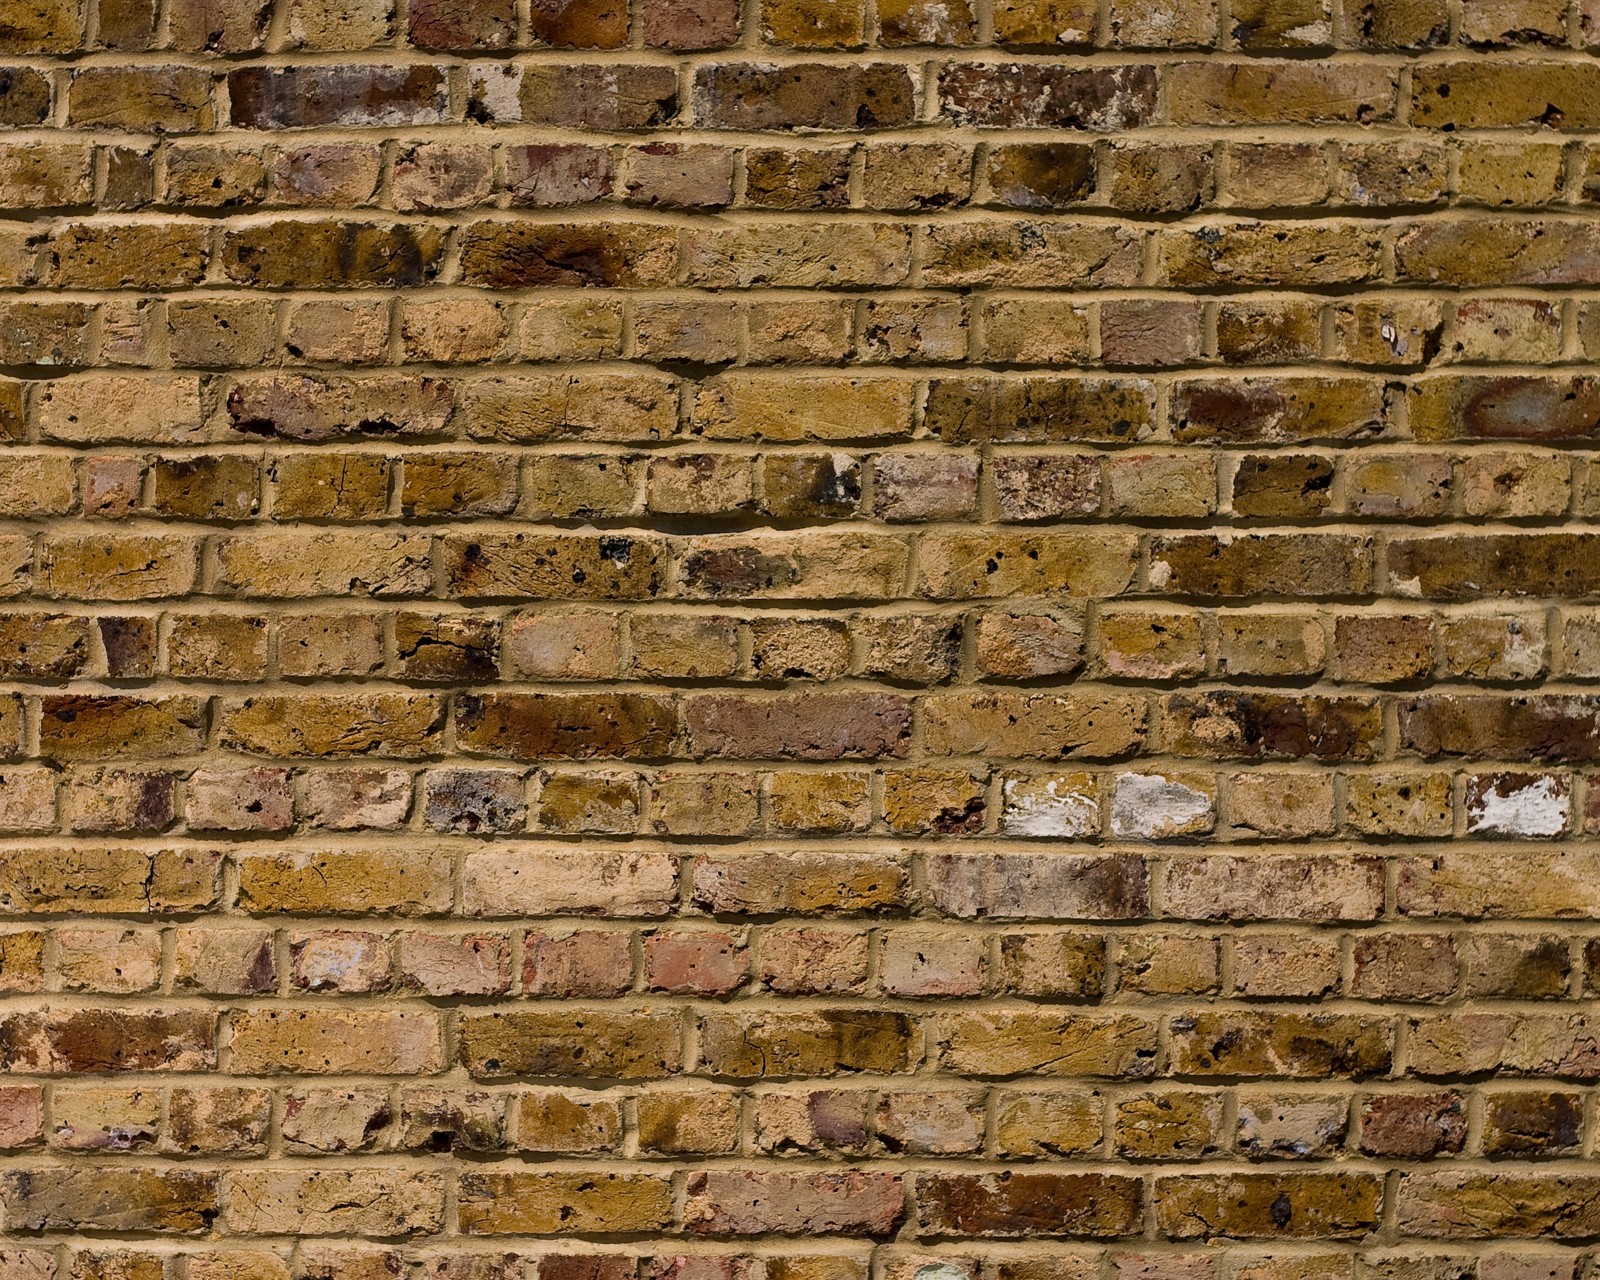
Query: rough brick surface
0 0 1598 1270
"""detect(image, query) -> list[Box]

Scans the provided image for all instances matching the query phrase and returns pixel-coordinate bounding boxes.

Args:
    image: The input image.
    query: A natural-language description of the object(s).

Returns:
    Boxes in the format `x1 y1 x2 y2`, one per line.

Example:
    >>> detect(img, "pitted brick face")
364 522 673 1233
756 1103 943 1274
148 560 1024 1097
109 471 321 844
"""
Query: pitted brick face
1 0 1599 1272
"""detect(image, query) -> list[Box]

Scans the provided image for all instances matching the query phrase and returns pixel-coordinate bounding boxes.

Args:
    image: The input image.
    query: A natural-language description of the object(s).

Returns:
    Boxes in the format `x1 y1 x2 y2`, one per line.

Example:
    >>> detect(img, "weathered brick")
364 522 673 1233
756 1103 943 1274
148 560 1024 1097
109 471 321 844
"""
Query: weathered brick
229 66 446 128
683 692 909 758
461 1010 681 1078
228 1009 442 1075
221 1169 443 1236
1 1168 218 1233
235 857 451 915
1169 1012 1392 1077
687 1171 903 1236
699 1010 919 1076
460 1172 669 1235
1396 1173 1600 1238
933 1012 1157 1077
940 63 1155 127
1155 1175 1382 1240
694 64 914 130
1396 219 1600 286
221 220 444 287
927 853 1148 919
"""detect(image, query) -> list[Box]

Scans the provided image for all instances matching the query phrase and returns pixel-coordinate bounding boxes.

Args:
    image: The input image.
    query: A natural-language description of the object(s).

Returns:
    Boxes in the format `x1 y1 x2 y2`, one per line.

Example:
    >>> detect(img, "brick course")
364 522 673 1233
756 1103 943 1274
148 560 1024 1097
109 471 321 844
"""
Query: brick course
0 0 1599 1271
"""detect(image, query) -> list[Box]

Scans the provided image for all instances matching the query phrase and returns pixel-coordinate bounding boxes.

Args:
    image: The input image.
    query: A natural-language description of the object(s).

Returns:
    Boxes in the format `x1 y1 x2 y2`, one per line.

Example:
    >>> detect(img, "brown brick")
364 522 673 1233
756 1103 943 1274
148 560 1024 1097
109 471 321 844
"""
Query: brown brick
0 1169 218 1233
1155 1175 1381 1240
688 1170 902 1235
408 0 515 46
460 1172 670 1235
1396 219 1600 286
222 220 444 287
68 66 215 131
457 692 676 759
645 0 740 45
460 221 676 288
229 65 445 127
1169 1012 1392 1077
694 63 914 130
508 64 679 128
462 1009 680 1078
934 1012 1156 1077
221 1169 442 1235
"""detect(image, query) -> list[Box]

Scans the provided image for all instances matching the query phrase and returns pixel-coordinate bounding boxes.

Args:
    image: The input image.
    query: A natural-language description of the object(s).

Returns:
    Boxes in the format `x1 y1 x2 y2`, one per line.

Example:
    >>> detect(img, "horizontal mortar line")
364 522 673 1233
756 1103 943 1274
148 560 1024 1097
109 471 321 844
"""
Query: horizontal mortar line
17 204 1600 226
18 46 1600 67
17 673 1600 695
4 284 1600 300
6 906 1599 925
9 122 1600 145
12 357 1600 374
0 1152 1572 1172
0 991 1510 1012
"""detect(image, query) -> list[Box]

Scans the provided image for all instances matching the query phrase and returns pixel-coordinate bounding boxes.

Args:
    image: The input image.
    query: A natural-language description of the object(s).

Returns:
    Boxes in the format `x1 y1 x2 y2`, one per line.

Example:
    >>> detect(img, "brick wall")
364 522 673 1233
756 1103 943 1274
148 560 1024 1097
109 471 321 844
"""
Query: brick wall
1 0 1599 1272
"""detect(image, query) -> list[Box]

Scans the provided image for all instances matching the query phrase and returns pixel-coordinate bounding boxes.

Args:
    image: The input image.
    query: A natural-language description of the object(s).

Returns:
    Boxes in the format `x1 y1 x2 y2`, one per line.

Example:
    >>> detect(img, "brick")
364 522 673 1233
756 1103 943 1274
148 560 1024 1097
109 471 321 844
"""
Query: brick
926 853 1147 919
1395 1173 1600 1238
683 692 909 759
237 849 450 914
460 1172 670 1235
1161 224 1382 287
1406 375 1600 442
1169 1012 1391 1077
0 0 82 50
994 1090 1102 1155
229 66 446 128
1163 855 1384 921
0 1169 218 1233
1115 1092 1223 1160
461 1010 681 1078
228 1009 441 1075
923 221 1139 287
694 64 913 130
1413 64 1600 129
281 1087 390 1152
219 694 444 757
940 64 1154 127
221 221 443 287
1359 1092 1466 1157
391 143 493 211
687 1171 902 1235
1170 62 1395 123
284 0 394 46
685 225 911 289
693 850 907 913
459 375 675 442
700 1010 919 1076
463 849 676 916
1155 1175 1381 1239
299 769 411 830
933 1012 1157 1077
3 1008 216 1072
68 66 215 131
39 695 206 761
409 0 514 46
221 1169 443 1236
1396 220 1600 286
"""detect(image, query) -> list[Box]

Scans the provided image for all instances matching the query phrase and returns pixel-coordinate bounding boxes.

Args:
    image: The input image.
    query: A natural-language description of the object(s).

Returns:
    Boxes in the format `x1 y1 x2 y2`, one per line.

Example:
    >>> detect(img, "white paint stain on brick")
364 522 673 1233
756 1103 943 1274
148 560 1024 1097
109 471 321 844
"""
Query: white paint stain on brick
1111 772 1213 839
1467 775 1569 837
915 1265 975 1280
467 62 522 121
1001 777 1098 837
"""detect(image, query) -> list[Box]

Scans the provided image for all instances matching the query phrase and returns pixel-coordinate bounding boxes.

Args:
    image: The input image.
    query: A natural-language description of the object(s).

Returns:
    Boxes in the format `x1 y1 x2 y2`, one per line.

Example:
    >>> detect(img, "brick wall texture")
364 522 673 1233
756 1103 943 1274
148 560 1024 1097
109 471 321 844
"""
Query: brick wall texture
2 0 1600 1273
